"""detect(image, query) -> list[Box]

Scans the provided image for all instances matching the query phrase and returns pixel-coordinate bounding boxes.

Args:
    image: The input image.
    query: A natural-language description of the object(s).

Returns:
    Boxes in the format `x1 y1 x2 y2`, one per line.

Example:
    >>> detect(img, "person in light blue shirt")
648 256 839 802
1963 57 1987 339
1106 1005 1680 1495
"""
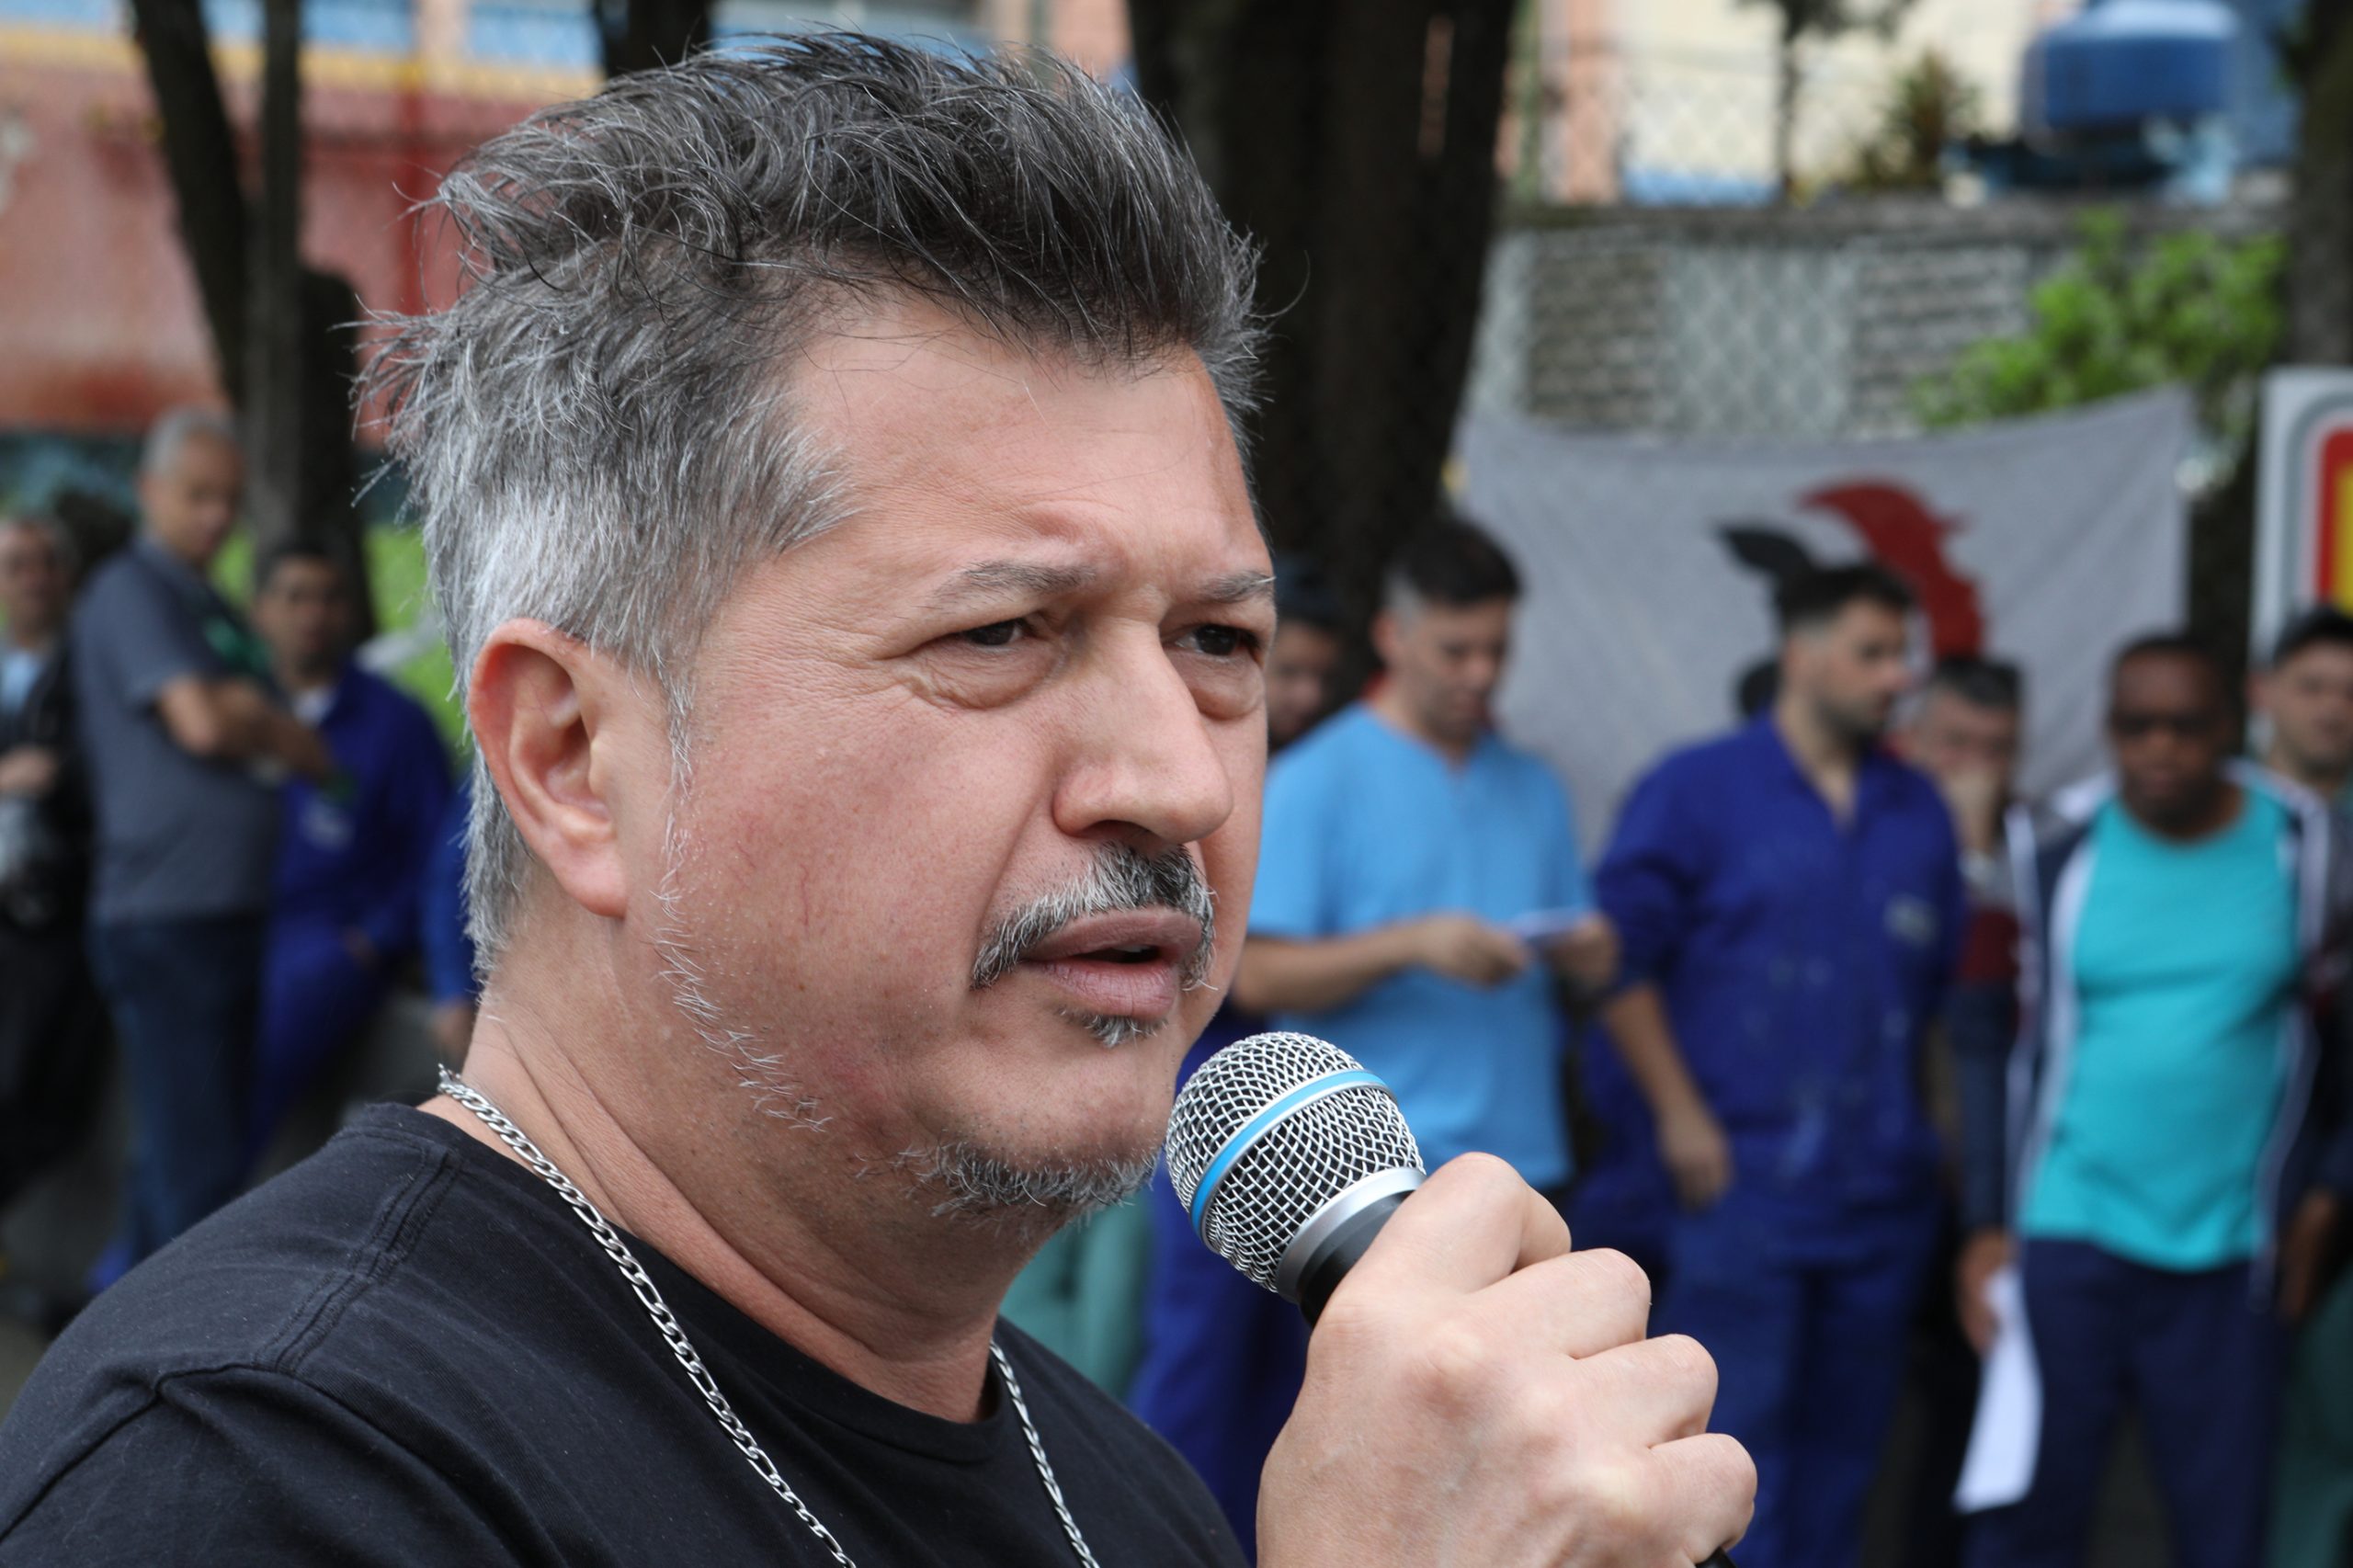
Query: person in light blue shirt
1232 517 1617 1194
1961 634 2353 1568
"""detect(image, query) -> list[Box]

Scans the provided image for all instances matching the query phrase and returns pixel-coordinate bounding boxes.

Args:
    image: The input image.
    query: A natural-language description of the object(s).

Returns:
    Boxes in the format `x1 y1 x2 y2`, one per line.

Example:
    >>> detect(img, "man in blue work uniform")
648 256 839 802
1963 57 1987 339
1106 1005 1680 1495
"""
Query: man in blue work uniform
246 543 451 1161
1595 562 1963 1568
419 776 478 1063
1958 634 2353 1568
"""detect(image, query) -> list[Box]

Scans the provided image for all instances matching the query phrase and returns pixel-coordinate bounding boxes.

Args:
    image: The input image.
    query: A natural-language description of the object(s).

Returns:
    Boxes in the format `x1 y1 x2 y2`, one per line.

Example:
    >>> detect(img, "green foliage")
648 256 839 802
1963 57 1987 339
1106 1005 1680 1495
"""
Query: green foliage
1913 211 2283 460
1842 50 1980 191
366 524 468 760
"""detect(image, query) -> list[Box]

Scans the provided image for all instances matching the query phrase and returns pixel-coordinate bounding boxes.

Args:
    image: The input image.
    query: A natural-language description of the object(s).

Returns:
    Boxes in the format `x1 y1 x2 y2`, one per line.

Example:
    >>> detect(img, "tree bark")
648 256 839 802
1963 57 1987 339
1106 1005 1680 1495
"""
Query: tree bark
2289 0 2353 362
1773 19 1800 200
126 0 249 403
245 0 304 564
1129 0 1518 641
130 0 370 617
598 0 711 79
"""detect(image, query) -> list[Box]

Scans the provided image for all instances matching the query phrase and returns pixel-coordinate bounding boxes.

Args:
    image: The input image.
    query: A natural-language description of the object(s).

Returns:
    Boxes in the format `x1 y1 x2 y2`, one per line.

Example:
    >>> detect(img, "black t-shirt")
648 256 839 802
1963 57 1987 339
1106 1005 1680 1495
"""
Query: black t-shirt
0 1107 1245 1566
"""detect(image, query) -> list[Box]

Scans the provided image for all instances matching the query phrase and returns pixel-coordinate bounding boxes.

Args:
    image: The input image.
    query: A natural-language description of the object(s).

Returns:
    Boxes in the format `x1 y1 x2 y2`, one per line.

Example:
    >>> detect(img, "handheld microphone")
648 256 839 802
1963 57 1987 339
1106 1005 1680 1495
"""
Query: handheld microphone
1164 1030 1424 1324
1165 1029 1737 1568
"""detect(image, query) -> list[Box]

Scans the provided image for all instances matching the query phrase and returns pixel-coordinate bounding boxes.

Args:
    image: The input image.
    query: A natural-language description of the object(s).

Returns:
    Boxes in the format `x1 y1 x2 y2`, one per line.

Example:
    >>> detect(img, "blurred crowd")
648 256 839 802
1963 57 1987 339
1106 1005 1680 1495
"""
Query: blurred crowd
0 407 476 1307
1006 522 2353 1568
3 407 2350 1568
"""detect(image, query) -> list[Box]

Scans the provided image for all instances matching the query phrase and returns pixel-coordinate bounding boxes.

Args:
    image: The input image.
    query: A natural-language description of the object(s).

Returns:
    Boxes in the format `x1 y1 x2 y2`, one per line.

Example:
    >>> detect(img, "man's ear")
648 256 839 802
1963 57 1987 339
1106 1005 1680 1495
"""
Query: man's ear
1370 609 1401 668
467 619 637 922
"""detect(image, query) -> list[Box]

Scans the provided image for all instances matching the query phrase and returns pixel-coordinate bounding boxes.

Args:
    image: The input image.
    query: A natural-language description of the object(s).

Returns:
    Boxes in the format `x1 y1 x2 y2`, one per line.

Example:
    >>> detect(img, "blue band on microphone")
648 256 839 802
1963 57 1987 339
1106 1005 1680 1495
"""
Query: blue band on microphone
1189 1069 1387 1238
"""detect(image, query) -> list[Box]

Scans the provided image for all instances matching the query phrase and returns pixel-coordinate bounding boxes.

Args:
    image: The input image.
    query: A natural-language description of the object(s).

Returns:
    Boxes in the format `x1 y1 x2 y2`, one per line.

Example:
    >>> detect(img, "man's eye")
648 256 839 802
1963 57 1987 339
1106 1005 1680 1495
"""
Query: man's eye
1184 624 1260 659
961 619 1026 648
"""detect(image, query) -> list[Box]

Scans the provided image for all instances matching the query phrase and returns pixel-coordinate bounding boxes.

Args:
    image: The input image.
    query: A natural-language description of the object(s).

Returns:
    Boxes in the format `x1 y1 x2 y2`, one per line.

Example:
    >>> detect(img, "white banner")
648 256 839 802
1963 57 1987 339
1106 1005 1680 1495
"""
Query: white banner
1455 390 2193 846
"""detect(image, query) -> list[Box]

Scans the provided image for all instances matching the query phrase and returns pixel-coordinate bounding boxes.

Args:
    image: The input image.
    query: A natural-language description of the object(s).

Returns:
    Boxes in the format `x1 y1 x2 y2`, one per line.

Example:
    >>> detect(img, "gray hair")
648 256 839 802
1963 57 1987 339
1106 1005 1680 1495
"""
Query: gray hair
140 406 241 477
363 33 1263 967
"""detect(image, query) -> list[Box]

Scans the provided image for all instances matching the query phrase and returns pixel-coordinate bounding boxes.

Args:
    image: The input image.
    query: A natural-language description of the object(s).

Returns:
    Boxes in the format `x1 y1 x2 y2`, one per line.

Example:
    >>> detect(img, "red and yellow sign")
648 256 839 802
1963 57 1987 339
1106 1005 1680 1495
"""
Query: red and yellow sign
2256 371 2353 651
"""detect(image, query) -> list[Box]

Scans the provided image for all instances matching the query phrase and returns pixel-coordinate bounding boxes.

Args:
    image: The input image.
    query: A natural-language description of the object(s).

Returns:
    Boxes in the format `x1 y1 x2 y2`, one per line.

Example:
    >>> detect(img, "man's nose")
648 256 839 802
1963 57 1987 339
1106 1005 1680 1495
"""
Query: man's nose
1053 640 1236 851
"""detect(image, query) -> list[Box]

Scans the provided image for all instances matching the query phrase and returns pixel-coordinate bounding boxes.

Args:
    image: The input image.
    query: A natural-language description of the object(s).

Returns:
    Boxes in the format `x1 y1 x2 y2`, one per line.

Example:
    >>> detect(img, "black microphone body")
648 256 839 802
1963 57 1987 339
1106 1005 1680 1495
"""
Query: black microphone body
1167 1030 1738 1568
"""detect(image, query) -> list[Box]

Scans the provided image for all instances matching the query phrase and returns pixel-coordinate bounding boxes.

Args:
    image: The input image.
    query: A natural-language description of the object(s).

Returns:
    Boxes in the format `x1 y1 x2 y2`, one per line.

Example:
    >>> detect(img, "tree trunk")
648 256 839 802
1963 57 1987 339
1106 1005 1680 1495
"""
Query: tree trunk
1129 0 1518 643
598 0 711 79
2289 0 2353 362
126 0 248 403
245 0 304 567
130 0 371 619
1773 20 1800 200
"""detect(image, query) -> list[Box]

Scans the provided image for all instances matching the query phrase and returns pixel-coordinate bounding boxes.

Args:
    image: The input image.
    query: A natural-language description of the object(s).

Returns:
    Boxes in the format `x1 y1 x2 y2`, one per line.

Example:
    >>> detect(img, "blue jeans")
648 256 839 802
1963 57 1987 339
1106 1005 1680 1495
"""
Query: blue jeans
88 914 265 1273
1963 1238 2282 1568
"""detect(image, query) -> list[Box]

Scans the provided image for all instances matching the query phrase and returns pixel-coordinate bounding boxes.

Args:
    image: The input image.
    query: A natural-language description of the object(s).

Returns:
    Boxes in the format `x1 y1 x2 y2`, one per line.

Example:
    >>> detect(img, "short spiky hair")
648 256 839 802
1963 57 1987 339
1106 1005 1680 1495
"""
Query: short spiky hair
1774 562 1914 637
1384 515 1522 613
363 34 1263 968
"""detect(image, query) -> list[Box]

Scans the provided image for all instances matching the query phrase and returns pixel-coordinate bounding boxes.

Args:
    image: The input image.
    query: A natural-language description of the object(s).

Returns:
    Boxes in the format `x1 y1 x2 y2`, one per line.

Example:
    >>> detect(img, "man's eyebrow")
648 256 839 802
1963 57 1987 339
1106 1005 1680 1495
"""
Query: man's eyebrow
1196 571 1277 608
925 560 1099 611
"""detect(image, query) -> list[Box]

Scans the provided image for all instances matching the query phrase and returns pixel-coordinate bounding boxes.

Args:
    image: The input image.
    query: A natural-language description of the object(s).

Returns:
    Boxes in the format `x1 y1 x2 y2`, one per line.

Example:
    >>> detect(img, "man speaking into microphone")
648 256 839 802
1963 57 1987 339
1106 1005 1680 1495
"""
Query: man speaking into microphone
0 36 1750 1565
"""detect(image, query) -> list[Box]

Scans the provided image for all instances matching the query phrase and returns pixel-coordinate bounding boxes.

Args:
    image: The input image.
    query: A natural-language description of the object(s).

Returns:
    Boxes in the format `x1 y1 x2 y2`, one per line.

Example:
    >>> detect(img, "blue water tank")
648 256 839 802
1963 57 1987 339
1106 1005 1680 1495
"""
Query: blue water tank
2022 0 2237 133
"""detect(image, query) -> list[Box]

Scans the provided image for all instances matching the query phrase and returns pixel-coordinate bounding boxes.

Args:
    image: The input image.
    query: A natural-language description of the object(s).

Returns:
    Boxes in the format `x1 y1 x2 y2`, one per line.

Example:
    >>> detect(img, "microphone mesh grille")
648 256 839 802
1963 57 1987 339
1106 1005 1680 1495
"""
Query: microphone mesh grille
1165 1031 1423 1291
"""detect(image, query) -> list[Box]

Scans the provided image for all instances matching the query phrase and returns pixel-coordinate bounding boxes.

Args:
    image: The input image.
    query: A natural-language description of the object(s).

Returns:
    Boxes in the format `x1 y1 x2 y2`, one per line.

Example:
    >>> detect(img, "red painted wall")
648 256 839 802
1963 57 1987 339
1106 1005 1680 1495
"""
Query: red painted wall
0 38 582 436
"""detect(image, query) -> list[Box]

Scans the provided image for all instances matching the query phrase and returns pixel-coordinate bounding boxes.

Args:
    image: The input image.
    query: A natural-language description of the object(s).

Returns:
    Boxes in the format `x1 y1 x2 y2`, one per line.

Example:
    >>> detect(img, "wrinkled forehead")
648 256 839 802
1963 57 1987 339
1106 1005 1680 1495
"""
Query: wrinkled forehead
783 303 1261 582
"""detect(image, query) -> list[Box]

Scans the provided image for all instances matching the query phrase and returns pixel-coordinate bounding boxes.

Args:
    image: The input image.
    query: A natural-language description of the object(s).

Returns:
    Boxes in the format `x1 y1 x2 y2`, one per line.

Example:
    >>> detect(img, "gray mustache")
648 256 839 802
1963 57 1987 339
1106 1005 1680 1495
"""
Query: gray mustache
971 846 1216 992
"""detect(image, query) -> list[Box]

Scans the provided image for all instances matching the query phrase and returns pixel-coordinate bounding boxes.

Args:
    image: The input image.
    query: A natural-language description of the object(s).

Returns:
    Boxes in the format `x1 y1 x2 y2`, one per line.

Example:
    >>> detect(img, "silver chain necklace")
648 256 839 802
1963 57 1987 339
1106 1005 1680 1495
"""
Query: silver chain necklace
436 1068 1102 1568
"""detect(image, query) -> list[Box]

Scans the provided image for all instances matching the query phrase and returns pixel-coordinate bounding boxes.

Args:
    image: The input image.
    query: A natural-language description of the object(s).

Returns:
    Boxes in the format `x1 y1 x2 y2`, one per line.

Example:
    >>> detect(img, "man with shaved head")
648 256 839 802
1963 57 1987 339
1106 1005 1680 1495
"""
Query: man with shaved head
0 38 1750 1565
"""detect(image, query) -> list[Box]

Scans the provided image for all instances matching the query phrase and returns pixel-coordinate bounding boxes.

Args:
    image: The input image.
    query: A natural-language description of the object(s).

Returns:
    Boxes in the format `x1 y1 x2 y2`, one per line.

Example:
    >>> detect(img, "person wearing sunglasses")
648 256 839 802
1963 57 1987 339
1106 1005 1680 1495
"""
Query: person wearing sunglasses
1958 632 2353 1568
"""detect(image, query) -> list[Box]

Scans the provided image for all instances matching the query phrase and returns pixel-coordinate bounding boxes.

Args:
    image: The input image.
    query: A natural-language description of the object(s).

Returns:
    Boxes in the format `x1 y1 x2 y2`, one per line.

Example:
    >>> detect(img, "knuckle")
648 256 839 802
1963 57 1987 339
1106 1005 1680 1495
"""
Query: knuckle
1304 1292 1387 1363
1451 1150 1518 1185
1647 1333 1719 1399
1407 1316 1501 1409
1574 1245 1654 1312
1553 1453 1657 1547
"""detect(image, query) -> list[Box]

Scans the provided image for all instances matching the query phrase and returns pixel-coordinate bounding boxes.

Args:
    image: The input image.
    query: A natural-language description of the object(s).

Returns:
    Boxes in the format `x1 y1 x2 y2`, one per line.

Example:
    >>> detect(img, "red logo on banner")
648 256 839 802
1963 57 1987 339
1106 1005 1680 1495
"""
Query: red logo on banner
1802 482 1985 659
1717 481 1988 658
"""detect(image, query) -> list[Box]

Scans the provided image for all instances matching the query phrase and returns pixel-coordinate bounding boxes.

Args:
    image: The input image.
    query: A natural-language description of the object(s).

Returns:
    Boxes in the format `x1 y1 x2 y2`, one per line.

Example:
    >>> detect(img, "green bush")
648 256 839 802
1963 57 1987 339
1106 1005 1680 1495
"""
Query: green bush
1912 210 2282 462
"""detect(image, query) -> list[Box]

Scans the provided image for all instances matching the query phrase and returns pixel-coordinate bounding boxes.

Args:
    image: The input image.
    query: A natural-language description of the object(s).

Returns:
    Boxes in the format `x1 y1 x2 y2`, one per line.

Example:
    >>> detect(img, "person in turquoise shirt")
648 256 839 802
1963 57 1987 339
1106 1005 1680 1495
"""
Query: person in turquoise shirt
1231 517 1618 1195
1961 634 2353 1568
